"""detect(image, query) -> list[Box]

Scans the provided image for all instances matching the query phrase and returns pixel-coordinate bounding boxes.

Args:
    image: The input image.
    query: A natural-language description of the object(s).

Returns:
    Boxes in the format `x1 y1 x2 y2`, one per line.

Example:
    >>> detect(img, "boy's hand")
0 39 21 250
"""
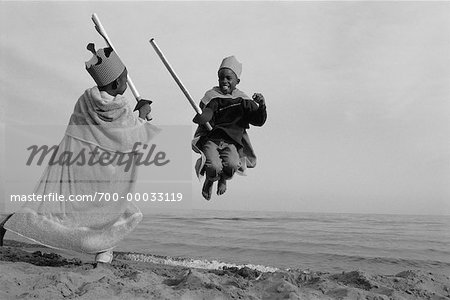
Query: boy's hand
134 99 153 120
192 108 213 124
252 93 265 107
192 113 201 124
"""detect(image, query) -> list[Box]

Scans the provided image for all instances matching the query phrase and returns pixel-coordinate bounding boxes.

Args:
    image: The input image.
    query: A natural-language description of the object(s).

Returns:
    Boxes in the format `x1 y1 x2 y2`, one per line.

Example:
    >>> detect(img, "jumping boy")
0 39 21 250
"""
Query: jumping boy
192 56 267 200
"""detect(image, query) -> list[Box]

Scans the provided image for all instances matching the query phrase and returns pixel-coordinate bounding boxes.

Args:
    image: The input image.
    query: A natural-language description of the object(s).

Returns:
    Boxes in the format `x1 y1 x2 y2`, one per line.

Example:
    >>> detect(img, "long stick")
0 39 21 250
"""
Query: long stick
91 13 140 101
149 38 212 131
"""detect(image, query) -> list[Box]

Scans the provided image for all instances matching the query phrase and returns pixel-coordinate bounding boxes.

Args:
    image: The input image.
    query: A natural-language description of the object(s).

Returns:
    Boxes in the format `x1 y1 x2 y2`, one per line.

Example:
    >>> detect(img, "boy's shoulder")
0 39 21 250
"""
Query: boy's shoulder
201 87 252 106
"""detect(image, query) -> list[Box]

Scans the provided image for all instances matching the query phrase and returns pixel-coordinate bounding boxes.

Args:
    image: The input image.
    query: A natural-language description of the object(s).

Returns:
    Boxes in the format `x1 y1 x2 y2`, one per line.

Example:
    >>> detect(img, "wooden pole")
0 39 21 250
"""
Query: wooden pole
91 13 141 102
149 38 212 131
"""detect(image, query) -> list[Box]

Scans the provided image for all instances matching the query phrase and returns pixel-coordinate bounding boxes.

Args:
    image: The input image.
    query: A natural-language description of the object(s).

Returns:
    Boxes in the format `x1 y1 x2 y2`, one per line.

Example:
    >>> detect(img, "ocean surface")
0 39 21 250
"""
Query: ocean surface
114 210 450 275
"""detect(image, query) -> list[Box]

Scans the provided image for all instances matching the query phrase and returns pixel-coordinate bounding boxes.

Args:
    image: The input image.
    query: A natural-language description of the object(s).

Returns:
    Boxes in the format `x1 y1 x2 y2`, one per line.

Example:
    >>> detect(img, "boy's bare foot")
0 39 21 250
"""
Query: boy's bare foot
217 177 227 195
202 179 214 200
93 250 113 268
0 213 14 247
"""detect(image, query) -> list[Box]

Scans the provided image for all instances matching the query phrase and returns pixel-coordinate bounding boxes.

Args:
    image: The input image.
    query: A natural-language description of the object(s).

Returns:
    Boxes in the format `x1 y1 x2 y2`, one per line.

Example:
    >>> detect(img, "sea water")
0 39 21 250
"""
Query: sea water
116 210 450 275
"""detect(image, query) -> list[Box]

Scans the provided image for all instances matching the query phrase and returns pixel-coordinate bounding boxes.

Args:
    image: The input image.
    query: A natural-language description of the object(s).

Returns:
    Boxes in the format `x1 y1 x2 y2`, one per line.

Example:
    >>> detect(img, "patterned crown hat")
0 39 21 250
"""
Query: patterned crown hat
218 56 242 79
85 43 126 87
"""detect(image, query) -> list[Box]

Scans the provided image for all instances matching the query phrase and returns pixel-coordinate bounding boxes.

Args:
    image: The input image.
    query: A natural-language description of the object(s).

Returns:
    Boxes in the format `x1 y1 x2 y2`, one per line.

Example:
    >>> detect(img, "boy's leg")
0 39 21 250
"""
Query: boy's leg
202 141 222 200
219 143 241 180
217 143 241 195
202 141 223 181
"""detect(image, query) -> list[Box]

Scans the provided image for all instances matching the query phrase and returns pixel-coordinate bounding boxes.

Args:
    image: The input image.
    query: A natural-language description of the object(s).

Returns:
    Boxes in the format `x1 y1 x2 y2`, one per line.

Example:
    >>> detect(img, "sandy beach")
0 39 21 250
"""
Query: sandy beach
0 240 448 300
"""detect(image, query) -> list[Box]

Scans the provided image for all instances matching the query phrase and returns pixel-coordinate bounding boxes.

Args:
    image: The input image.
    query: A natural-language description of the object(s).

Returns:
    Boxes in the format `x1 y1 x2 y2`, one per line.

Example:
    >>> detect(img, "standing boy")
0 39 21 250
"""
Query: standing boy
1 43 158 264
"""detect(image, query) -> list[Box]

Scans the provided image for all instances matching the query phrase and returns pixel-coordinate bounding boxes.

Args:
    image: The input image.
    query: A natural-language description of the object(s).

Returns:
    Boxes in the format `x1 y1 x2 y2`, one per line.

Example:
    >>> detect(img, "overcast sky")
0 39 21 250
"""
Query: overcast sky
1 1 449 215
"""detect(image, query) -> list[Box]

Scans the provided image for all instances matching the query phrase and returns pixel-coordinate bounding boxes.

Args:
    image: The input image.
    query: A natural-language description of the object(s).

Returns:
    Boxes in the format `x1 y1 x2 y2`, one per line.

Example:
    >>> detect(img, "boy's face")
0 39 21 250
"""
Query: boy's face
116 68 128 95
218 68 240 95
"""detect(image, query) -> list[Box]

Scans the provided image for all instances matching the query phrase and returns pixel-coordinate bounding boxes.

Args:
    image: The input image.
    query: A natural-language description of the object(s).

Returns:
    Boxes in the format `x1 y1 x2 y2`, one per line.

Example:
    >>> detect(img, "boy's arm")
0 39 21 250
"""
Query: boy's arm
243 93 267 126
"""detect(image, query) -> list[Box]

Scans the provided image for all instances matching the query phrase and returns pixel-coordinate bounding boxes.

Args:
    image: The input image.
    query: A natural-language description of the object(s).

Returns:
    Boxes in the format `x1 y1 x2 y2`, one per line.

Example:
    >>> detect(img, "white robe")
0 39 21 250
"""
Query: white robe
5 87 159 253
